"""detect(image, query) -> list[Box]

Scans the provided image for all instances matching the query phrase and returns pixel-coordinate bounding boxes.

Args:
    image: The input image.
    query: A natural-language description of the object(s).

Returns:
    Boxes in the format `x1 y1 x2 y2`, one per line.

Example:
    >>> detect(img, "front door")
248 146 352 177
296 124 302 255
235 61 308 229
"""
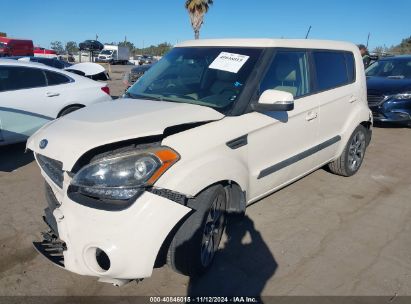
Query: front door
247 50 320 202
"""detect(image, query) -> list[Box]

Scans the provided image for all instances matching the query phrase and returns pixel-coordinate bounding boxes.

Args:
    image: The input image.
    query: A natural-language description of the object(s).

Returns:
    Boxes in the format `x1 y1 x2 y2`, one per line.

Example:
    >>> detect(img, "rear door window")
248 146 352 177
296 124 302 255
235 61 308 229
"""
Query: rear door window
45 70 71 86
0 66 47 91
313 51 350 91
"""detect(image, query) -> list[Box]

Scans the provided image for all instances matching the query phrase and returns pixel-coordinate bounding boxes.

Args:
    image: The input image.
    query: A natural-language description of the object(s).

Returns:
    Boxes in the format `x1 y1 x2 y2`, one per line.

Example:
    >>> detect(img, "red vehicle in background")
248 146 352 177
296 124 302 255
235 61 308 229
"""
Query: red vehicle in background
0 37 34 57
33 46 57 58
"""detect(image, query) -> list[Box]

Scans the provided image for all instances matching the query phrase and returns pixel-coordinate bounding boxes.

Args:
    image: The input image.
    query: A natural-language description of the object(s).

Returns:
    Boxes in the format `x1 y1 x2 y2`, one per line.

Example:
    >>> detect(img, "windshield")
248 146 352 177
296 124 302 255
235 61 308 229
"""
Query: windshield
366 58 411 79
100 50 113 55
0 42 6 48
127 47 263 114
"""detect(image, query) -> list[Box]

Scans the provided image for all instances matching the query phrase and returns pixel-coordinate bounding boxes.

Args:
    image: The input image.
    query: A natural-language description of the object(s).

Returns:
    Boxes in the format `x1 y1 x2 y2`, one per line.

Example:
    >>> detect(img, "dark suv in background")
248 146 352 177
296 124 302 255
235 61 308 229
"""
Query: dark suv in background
366 55 411 126
79 40 104 51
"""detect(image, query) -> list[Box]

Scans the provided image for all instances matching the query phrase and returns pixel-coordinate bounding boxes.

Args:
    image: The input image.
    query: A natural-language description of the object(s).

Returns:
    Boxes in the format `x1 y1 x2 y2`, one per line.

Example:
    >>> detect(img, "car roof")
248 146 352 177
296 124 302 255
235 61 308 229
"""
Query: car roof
0 59 87 80
0 59 51 69
0 37 32 42
176 38 358 52
7 56 59 61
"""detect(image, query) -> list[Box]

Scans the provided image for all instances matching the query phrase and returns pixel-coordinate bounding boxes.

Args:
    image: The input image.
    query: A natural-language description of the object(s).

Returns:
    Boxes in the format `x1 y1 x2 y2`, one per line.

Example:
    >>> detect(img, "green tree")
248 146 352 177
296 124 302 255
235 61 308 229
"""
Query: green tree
50 41 64 54
372 45 389 56
156 42 172 56
391 36 411 54
0 32 6 37
118 41 135 51
65 41 79 54
185 0 213 39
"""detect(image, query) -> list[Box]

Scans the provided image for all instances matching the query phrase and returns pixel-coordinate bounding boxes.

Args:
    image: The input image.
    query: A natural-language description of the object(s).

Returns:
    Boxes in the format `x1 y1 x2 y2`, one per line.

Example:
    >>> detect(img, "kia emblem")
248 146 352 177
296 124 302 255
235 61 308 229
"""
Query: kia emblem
39 139 48 149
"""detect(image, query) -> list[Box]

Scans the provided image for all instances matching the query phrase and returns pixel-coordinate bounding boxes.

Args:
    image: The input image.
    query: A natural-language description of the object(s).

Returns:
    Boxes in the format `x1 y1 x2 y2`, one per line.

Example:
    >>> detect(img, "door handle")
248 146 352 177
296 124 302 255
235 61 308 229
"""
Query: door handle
349 96 358 103
46 92 60 97
306 111 318 121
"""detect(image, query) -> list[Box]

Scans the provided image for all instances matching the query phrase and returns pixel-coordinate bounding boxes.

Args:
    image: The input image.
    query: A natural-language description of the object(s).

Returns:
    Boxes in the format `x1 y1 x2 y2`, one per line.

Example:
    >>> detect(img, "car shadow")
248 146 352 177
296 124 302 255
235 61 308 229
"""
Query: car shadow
0 142 34 172
187 215 278 297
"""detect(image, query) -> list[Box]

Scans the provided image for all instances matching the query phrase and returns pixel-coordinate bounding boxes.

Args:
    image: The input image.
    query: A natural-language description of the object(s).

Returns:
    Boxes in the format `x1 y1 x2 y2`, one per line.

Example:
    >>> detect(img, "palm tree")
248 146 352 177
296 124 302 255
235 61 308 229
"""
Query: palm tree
185 0 213 40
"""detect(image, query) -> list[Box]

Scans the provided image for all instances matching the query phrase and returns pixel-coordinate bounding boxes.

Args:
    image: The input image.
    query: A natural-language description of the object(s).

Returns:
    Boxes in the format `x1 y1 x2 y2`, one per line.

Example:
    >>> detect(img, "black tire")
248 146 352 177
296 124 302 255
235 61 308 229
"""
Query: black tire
167 185 227 276
328 125 367 177
58 106 82 117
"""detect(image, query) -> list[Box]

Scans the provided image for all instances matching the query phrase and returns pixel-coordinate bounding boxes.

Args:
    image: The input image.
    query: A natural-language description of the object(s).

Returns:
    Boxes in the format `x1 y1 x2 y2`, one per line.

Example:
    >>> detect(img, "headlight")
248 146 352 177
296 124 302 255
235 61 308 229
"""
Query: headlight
392 92 411 100
71 147 179 200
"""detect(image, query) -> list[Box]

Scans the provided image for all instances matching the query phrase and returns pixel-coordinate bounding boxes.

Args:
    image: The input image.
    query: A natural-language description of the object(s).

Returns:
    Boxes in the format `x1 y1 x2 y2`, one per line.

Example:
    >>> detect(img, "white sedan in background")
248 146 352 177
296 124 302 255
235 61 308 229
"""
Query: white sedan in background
0 59 112 146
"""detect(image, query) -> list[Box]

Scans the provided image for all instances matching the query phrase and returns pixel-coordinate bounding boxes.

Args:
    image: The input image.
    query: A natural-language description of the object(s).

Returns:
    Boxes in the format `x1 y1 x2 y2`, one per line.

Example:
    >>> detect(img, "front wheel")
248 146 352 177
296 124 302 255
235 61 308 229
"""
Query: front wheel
167 185 227 276
328 125 368 177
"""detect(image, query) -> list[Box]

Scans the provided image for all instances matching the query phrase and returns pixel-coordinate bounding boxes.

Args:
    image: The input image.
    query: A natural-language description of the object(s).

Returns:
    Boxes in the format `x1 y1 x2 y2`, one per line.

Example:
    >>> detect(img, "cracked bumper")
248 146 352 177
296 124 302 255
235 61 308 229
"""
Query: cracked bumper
36 189 191 280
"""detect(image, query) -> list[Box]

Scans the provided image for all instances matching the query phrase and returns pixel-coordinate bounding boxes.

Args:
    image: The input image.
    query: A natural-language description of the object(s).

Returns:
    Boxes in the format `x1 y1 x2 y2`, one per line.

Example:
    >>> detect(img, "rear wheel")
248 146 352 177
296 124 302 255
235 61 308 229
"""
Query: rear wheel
167 185 227 276
328 125 367 177
58 106 83 117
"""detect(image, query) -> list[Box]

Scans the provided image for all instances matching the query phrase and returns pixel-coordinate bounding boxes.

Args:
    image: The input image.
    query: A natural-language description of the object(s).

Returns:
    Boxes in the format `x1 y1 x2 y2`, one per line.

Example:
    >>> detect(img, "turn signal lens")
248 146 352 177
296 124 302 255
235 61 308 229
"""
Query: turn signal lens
147 149 180 185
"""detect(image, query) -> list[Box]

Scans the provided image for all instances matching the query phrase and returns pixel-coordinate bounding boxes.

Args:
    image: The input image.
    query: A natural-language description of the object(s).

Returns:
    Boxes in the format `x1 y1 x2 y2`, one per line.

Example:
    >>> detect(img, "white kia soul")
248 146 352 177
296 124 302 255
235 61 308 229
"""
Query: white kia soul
27 39 372 286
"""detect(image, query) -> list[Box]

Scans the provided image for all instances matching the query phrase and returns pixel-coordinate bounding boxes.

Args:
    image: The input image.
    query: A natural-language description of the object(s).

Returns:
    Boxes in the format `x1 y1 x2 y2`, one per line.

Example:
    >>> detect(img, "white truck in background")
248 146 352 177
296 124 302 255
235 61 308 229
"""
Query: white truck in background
97 45 130 65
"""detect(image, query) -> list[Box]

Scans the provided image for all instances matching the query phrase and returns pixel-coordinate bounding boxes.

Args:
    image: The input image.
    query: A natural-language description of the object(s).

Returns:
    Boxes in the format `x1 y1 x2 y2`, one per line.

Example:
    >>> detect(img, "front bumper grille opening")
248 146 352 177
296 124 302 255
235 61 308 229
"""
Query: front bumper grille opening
96 248 111 271
33 230 66 268
367 94 387 107
36 154 64 188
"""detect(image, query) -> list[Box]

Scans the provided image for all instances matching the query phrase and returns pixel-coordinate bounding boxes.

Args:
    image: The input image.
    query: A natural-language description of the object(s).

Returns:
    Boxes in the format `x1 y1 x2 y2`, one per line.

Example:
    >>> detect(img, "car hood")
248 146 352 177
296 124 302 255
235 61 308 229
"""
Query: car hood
367 76 411 95
27 99 224 170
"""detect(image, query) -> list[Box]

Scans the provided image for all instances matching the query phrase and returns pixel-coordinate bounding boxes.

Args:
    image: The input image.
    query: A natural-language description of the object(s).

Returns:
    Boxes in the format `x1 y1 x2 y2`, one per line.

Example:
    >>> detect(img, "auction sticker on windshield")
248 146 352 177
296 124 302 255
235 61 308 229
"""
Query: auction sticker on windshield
209 52 250 73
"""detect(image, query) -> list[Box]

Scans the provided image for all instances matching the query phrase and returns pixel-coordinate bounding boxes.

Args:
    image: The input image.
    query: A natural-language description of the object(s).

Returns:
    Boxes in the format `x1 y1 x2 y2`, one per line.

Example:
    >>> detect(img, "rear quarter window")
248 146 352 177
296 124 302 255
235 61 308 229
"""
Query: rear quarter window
345 52 356 83
313 51 353 91
45 70 71 86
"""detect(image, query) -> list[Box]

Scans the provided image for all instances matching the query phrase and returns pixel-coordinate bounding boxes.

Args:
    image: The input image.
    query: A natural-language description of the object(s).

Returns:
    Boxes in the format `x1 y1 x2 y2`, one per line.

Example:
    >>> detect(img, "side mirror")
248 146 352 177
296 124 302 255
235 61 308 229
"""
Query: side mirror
253 89 295 112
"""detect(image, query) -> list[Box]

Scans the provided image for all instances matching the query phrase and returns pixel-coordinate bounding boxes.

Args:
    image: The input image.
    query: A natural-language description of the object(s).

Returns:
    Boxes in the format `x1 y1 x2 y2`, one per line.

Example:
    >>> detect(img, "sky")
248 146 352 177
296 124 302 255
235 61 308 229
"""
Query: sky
1 0 410 51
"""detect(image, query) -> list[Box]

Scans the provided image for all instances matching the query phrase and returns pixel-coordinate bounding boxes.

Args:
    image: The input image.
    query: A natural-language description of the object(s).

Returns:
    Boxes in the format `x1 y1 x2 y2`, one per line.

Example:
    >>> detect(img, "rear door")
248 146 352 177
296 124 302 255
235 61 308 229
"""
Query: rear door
311 51 357 163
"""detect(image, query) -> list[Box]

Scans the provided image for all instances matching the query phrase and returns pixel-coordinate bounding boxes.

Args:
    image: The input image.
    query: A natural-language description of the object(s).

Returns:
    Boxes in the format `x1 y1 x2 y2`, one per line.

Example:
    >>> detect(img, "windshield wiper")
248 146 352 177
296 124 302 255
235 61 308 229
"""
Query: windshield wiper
125 92 164 101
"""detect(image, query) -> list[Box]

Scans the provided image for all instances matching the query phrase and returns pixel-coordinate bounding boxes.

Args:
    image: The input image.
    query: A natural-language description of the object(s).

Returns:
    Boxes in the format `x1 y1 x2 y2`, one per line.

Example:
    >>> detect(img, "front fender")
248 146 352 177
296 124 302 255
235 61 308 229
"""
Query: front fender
155 153 250 198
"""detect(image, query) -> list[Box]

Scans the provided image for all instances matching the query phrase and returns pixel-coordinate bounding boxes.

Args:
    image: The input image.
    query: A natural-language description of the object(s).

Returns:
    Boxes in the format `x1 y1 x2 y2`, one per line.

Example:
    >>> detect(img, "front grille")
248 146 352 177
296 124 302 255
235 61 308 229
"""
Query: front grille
367 94 386 106
372 111 385 119
36 154 64 188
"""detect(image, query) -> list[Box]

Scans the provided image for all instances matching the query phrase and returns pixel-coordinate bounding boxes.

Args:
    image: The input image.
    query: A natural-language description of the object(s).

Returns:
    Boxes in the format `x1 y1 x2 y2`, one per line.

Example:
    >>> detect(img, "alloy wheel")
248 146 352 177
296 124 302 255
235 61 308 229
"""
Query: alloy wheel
348 131 366 172
200 193 226 268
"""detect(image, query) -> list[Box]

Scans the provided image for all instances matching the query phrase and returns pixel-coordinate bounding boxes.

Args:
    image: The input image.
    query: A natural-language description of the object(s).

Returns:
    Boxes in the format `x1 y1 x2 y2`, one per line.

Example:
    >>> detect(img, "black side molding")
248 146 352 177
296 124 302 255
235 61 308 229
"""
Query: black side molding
226 135 248 150
258 135 341 179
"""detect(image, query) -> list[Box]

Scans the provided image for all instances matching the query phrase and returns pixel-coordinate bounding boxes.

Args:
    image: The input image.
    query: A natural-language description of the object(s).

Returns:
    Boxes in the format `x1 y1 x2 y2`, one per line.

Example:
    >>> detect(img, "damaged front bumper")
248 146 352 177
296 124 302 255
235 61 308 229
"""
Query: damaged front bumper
33 229 66 268
34 182 191 283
